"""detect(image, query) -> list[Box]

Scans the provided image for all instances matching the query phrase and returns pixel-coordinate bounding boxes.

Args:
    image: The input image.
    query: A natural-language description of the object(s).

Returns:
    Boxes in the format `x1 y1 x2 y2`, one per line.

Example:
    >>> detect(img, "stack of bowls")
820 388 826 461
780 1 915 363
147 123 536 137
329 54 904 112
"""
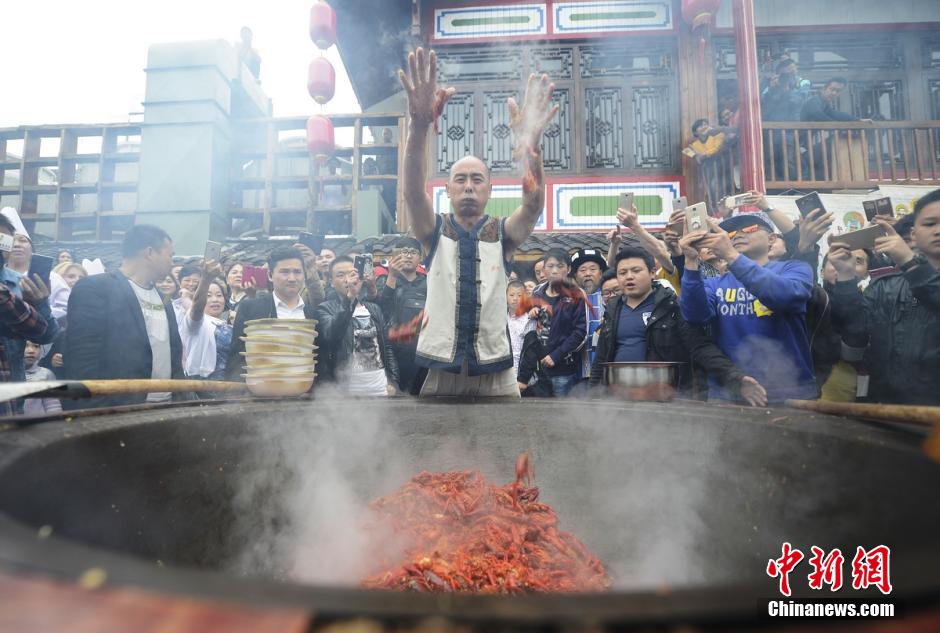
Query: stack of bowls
240 318 317 396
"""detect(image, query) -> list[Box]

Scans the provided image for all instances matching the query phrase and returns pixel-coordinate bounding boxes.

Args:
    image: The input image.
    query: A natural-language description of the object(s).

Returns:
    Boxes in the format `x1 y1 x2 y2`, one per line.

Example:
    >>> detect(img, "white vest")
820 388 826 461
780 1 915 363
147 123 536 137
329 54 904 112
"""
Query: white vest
416 214 513 375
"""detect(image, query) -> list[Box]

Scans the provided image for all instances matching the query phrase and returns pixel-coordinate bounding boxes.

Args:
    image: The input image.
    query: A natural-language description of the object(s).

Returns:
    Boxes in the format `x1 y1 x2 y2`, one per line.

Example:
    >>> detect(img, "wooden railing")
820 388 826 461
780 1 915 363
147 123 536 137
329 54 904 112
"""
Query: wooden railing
0 123 140 241
762 121 940 190
229 112 405 237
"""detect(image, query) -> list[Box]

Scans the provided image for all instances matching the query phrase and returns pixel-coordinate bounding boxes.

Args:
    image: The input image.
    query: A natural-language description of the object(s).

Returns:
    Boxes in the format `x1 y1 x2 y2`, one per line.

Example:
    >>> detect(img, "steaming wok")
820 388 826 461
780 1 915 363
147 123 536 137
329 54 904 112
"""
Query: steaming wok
0 398 937 627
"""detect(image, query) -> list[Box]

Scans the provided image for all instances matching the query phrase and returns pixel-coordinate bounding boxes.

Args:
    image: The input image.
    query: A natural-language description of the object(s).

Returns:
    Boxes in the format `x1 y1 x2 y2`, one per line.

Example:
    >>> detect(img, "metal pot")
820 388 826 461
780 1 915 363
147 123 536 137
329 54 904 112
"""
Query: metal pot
0 398 938 628
602 362 684 401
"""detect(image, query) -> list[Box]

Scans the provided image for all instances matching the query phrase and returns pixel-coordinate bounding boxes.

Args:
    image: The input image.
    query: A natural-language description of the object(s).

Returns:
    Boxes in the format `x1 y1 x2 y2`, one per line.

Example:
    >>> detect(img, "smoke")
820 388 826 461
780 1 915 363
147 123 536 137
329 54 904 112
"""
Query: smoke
223 392 747 592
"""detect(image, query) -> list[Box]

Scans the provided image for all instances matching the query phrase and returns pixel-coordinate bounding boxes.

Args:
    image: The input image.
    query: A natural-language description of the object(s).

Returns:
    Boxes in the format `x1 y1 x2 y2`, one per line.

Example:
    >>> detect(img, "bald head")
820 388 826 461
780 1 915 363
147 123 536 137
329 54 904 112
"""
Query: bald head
446 155 492 220
449 155 490 182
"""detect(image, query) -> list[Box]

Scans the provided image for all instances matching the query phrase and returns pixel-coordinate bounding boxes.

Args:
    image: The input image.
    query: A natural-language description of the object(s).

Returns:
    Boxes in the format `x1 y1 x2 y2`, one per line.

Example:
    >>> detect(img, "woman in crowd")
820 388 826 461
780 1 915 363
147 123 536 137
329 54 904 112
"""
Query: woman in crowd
178 261 232 381
156 274 180 300
530 248 589 397
225 262 247 311
53 262 87 289
57 250 73 265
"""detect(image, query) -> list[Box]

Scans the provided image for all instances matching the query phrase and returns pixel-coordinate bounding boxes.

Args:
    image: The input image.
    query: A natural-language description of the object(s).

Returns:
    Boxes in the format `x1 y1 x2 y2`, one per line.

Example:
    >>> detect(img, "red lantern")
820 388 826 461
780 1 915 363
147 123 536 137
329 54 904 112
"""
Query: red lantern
307 57 336 105
682 0 721 29
682 0 721 62
309 1 337 50
306 114 335 163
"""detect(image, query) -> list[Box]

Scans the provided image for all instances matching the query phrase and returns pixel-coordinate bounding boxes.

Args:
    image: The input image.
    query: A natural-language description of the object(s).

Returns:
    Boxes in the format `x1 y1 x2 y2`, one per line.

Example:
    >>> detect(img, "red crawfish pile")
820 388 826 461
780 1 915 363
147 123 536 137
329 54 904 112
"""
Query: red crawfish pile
361 453 610 594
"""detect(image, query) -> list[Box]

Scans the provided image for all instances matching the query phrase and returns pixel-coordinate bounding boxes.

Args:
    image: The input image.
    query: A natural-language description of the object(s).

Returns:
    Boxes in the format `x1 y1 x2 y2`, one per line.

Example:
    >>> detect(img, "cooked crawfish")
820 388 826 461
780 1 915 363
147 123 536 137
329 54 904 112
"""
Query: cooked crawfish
361 453 610 594
387 310 425 344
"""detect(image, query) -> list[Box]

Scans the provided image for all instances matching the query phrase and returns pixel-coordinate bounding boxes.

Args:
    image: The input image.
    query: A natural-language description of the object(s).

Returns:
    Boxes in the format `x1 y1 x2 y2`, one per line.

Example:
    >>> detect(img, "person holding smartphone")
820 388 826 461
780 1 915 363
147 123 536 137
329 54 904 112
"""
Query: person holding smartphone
0 208 59 389
314 256 398 396
377 236 427 394
0 213 52 417
679 214 817 404
827 189 940 405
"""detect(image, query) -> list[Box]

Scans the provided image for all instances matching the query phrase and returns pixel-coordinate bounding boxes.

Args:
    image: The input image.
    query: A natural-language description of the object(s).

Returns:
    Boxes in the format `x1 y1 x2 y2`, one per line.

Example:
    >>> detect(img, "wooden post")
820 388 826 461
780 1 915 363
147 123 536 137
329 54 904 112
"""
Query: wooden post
678 28 717 205
733 0 765 193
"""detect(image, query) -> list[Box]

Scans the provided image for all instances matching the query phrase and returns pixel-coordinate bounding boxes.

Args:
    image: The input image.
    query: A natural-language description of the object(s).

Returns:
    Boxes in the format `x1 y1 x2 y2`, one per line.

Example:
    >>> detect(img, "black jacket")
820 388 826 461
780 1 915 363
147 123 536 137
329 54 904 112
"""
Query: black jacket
830 258 940 405
64 270 184 409
588 285 747 398
314 297 399 387
225 293 319 382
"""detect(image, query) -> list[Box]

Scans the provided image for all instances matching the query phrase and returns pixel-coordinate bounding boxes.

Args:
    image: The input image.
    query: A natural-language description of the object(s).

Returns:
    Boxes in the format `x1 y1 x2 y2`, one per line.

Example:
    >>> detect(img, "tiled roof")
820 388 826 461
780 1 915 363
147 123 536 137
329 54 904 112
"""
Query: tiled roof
32 231 645 270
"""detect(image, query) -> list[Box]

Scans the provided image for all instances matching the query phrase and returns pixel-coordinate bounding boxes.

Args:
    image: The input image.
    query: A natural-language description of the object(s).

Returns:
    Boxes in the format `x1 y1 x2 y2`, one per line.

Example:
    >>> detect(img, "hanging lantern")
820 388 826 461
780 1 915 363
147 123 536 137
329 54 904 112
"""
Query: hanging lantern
306 114 335 163
307 57 336 104
309 1 337 50
682 0 721 63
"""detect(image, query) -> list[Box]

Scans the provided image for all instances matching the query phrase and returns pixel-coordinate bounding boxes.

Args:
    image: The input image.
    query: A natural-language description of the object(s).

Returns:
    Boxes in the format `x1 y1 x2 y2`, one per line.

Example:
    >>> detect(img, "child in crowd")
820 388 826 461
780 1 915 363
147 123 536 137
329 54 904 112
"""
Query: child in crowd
506 281 535 379
23 340 62 416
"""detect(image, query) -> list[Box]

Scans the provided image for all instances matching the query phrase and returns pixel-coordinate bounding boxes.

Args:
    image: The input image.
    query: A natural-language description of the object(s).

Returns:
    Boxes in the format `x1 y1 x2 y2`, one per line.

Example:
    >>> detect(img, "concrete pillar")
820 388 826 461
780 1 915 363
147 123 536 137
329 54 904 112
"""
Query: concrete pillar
137 40 271 255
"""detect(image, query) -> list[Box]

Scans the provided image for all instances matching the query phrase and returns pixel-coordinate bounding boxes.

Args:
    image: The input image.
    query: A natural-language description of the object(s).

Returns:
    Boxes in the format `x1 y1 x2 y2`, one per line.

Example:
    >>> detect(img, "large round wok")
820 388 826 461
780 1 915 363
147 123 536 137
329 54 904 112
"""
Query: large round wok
0 398 936 627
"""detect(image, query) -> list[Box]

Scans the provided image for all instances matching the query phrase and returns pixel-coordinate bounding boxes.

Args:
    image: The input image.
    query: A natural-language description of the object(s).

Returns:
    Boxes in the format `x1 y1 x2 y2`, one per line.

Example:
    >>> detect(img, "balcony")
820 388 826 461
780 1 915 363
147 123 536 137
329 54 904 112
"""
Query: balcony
762 121 940 190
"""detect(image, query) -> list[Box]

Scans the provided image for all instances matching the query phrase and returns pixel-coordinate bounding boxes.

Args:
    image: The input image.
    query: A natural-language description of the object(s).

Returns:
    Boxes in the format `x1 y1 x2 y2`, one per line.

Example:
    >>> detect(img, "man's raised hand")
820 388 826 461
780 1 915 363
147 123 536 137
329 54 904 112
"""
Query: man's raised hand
398 47 456 128
508 73 559 150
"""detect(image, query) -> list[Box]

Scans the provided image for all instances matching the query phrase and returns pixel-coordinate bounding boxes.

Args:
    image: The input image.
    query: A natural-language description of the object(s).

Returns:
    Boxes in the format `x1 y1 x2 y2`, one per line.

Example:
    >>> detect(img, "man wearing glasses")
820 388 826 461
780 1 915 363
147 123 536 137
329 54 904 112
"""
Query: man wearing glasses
378 236 427 394
678 213 817 404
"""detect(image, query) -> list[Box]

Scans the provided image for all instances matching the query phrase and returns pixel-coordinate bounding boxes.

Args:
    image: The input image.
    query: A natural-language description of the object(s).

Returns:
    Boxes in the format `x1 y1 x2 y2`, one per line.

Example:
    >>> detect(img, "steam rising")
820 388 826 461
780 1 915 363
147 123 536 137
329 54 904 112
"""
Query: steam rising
224 394 740 591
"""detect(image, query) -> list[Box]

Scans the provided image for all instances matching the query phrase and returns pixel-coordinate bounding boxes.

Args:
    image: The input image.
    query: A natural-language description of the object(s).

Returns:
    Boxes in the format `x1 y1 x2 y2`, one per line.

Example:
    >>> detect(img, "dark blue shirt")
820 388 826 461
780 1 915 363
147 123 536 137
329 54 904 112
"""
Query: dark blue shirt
614 293 655 362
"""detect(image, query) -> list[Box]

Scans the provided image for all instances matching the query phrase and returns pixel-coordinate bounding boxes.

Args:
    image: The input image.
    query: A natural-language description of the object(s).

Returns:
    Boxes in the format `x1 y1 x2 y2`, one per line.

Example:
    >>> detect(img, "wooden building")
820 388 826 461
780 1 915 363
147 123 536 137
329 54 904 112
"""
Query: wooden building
335 0 940 232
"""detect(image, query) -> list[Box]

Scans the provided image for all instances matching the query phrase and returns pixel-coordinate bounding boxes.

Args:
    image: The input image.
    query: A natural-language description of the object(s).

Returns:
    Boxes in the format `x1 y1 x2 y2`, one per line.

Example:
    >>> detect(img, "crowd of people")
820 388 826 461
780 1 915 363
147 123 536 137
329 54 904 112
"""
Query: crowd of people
0 47 937 415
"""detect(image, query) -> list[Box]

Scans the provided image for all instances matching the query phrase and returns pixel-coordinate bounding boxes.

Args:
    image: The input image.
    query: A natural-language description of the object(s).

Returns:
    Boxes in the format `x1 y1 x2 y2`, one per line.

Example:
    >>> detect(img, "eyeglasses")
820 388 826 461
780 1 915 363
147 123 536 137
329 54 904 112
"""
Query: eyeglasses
601 289 619 299
727 224 762 239
398 248 420 257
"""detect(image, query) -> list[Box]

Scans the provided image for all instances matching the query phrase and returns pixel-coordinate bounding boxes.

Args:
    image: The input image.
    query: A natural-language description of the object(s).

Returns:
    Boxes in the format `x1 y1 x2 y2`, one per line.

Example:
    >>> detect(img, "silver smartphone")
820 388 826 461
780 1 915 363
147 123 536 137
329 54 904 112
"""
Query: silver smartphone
619 191 634 211
685 202 710 234
833 225 888 251
204 240 222 262
672 196 688 212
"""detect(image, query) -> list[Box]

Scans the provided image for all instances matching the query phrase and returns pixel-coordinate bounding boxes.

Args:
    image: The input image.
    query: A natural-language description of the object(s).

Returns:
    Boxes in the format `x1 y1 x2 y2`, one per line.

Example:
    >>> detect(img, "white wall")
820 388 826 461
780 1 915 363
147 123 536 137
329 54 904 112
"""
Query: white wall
716 0 940 28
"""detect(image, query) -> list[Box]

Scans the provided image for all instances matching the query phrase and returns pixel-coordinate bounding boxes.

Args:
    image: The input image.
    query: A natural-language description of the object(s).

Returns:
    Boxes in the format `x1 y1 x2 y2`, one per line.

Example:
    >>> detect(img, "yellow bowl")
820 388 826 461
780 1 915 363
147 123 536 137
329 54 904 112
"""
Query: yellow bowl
242 336 314 354
243 330 317 346
245 364 316 376
244 375 314 397
241 352 317 369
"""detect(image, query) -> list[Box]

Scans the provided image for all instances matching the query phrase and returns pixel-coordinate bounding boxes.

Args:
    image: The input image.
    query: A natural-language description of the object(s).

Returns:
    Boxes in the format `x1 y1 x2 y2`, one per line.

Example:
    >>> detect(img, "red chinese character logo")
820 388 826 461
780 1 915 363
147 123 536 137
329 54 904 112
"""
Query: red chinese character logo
807 546 844 591
851 545 892 595
767 542 805 596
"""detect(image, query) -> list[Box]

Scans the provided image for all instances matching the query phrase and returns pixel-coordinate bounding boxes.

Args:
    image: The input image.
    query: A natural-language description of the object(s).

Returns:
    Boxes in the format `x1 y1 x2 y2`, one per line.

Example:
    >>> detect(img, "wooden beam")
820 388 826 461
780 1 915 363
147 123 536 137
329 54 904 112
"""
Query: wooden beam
677 27 717 206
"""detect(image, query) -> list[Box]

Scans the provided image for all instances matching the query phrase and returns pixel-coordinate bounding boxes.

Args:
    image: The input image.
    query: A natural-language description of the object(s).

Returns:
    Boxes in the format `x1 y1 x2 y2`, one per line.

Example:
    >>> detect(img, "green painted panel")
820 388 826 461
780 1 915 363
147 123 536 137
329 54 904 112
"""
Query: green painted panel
485 197 522 218
568 11 657 22
451 16 530 27
568 195 663 217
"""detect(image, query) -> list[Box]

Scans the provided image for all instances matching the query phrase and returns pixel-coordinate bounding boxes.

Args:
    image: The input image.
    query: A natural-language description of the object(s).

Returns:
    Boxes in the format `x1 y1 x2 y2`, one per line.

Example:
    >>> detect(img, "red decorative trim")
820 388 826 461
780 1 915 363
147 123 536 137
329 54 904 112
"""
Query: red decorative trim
426 173 686 232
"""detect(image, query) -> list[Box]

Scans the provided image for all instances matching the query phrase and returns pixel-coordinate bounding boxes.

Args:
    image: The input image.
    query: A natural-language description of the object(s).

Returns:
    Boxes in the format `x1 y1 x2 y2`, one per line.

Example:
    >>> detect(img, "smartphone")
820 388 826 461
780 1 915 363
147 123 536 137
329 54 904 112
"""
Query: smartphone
684 202 710 234
0 233 12 253
672 196 688 212
204 240 222 262
354 253 373 278
833 224 888 251
242 264 269 290
299 231 325 255
862 197 894 222
682 147 697 158
619 192 634 211
724 193 752 209
28 254 55 288
795 191 825 218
